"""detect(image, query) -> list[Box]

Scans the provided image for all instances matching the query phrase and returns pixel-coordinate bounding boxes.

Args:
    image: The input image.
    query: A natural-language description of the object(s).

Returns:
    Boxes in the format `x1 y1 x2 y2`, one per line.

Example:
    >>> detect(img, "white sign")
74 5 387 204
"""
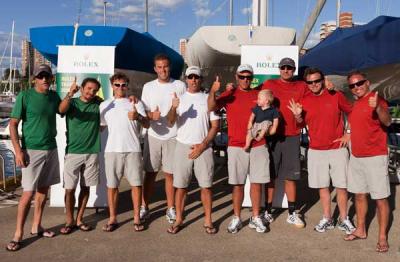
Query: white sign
50 45 115 208
241 45 298 208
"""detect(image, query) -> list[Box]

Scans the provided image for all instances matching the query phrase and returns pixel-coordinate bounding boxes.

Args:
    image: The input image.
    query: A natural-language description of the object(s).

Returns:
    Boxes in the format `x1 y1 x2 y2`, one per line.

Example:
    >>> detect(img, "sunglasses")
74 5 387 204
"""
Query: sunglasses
237 75 253 80
305 78 323 85
113 83 128 88
348 79 367 89
187 74 200 80
280 65 295 71
36 73 51 79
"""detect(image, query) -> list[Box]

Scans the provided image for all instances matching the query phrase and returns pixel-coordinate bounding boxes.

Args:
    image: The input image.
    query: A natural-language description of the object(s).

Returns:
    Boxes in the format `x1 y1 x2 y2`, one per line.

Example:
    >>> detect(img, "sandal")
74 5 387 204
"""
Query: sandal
31 230 56 238
60 224 75 235
376 242 389 253
204 225 217 235
77 223 92 232
167 224 182 234
133 223 145 232
102 223 118 232
6 240 21 252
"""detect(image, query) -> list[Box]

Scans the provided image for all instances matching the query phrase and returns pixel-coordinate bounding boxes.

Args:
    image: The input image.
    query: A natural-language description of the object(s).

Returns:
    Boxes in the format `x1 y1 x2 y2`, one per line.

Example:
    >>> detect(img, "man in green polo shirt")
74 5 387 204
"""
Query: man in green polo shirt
6 64 61 252
58 77 102 234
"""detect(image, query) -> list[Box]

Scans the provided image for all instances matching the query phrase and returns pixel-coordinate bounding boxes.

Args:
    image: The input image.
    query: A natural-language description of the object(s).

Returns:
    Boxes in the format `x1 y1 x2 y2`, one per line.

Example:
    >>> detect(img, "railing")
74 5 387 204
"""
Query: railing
0 149 17 191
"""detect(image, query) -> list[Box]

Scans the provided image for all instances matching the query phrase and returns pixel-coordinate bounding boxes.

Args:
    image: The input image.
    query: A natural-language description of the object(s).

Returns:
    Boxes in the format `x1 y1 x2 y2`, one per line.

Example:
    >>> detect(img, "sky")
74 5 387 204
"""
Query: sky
0 0 399 73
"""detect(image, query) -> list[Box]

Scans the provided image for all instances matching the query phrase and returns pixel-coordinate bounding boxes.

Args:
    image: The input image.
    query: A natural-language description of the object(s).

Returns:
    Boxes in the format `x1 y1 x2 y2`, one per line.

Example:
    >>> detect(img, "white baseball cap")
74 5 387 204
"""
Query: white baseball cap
185 66 202 77
236 64 254 74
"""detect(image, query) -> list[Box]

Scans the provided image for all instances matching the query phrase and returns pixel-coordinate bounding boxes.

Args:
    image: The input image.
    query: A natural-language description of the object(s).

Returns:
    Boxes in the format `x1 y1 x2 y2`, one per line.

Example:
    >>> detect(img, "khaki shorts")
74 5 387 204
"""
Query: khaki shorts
63 153 99 189
143 134 176 174
105 152 144 188
21 149 60 191
307 148 348 189
227 145 270 185
173 141 214 189
348 154 390 199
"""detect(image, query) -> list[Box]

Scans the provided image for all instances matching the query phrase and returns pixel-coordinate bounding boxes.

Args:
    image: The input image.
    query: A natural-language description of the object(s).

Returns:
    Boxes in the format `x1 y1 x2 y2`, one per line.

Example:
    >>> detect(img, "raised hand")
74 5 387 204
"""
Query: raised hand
210 76 221 93
368 92 378 109
151 105 161 121
69 76 80 96
287 98 303 116
172 92 179 109
128 99 139 120
325 76 334 91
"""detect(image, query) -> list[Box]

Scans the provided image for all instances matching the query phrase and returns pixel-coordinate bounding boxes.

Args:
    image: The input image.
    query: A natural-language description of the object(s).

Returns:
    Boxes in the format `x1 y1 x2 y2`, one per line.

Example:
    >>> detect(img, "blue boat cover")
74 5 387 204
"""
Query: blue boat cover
30 25 184 79
300 16 400 75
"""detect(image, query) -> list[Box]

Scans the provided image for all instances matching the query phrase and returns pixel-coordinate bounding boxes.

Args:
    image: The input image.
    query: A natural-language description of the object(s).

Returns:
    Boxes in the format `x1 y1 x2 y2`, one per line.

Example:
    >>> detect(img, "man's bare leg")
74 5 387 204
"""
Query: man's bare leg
250 183 261 217
12 191 34 241
64 189 76 226
131 186 142 224
142 172 157 208
201 188 213 226
345 193 367 239
376 198 389 250
31 186 49 233
164 172 175 208
232 185 244 218
336 188 349 220
319 188 331 218
107 188 119 224
174 188 187 226
76 186 90 225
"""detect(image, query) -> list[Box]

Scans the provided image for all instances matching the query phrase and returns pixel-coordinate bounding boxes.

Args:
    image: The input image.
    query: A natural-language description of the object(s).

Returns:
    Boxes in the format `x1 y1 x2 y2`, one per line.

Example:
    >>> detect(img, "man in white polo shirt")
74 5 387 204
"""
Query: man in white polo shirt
140 54 186 223
166 66 219 234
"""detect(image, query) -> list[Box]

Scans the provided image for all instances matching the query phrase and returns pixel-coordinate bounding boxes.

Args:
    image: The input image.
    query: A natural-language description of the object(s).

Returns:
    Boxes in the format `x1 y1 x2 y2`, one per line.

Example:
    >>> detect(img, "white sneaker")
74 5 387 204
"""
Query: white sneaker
249 216 267 233
314 217 334 233
337 216 356 235
227 216 242 234
263 210 274 224
166 207 176 224
139 206 149 221
286 212 305 228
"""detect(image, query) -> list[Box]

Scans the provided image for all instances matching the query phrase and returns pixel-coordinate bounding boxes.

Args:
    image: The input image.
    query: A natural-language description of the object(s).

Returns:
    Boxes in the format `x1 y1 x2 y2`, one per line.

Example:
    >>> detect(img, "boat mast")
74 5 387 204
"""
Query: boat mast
6 20 15 94
145 0 149 32
229 0 233 26
336 0 341 27
260 0 268 26
103 1 108 26
297 0 327 50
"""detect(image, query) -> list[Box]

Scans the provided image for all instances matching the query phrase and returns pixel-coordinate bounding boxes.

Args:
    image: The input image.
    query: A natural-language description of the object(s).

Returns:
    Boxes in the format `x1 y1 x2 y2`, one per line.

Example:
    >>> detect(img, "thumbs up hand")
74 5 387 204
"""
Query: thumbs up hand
128 100 139 120
210 76 221 93
368 92 378 109
172 92 179 109
151 105 161 121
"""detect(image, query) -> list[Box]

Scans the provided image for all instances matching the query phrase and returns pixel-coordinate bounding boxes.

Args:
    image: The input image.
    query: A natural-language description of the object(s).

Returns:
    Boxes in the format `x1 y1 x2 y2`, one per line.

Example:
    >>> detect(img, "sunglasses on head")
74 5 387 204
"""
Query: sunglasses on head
348 79 367 89
187 74 200 80
237 75 253 80
305 78 323 85
279 65 294 71
36 73 51 79
113 83 128 88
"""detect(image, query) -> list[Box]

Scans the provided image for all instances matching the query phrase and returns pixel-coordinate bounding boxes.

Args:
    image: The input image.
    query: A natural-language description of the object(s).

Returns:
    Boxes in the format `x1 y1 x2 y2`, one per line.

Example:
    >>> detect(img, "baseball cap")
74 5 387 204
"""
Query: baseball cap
236 64 254 74
279 57 296 68
185 66 202 77
33 64 52 77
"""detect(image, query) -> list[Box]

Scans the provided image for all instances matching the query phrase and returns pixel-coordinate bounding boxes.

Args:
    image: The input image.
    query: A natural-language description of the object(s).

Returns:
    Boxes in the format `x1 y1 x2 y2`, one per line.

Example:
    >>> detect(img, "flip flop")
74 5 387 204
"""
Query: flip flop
60 224 75 235
344 233 367 241
31 230 56 238
204 225 217 235
77 223 92 232
376 242 389 253
102 223 118 232
133 223 145 232
5 240 21 252
167 224 182 234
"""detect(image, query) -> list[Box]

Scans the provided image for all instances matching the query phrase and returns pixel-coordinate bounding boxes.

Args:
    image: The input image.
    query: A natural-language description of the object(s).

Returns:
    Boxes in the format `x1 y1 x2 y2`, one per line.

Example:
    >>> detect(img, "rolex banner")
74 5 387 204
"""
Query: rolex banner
241 45 299 208
50 45 115 207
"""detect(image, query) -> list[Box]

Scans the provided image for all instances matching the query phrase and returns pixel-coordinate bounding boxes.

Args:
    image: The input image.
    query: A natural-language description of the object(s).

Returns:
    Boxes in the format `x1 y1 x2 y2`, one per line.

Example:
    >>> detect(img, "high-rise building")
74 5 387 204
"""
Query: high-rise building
179 38 188 63
21 39 51 78
320 12 355 41
339 12 353 28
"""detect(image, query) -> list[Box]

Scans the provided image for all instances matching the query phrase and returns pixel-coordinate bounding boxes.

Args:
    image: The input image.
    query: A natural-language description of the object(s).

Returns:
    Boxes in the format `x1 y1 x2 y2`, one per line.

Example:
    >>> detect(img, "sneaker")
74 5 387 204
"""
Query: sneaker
249 216 267 233
337 217 356 235
263 210 274 224
227 216 242 234
166 207 176 224
139 206 149 221
286 212 305 228
314 217 334 233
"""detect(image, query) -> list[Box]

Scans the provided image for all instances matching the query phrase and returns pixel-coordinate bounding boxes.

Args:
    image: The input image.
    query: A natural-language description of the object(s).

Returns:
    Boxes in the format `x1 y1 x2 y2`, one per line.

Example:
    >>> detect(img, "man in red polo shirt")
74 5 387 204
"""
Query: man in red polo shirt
261 57 308 227
288 67 355 234
208 64 270 233
344 71 391 253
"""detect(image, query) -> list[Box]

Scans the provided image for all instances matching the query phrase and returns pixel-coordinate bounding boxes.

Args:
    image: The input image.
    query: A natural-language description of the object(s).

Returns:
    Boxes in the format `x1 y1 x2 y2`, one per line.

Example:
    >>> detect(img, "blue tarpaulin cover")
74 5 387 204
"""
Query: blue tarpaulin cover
30 25 184 79
300 16 400 75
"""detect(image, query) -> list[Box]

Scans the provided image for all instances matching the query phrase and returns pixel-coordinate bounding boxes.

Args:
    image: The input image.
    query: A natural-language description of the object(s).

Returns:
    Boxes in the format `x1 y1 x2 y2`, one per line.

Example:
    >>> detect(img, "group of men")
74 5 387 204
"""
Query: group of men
5 55 392 254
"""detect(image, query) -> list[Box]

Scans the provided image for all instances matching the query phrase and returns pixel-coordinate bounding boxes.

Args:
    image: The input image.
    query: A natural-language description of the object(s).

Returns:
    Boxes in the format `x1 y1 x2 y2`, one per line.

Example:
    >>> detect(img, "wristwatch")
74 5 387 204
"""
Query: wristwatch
345 129 351 134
